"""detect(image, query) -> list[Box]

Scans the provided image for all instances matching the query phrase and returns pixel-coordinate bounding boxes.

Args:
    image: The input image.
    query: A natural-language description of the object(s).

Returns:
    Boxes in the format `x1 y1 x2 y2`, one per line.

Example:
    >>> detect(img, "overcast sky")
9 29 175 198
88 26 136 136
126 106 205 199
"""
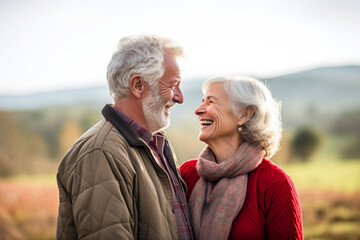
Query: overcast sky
0 0 359 94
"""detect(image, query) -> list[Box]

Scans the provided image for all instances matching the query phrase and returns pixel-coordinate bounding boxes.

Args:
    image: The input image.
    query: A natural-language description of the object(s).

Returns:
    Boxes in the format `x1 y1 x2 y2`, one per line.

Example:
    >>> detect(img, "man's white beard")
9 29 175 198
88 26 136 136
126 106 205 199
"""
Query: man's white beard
142 90 172 133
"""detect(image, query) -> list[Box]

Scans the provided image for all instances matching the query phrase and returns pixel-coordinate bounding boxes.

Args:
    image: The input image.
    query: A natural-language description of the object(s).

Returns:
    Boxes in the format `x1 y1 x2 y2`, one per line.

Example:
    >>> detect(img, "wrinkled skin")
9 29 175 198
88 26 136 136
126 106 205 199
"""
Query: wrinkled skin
142 51 183 133
195 83 240 150
157 51 183 104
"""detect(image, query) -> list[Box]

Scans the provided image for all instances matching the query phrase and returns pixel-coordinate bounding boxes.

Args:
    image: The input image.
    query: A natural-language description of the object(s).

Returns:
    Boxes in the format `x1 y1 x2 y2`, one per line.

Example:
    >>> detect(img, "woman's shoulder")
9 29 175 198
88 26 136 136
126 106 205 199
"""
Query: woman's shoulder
250 159 301 215
180 160 200 200
252 158 296 188
256 158 289 177
251 160 303 238
180 159 198 175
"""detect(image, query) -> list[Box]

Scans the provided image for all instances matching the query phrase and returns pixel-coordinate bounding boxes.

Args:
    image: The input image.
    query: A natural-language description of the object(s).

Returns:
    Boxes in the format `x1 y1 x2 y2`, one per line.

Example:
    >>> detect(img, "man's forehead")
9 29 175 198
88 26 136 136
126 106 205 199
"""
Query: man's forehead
163 52 179 69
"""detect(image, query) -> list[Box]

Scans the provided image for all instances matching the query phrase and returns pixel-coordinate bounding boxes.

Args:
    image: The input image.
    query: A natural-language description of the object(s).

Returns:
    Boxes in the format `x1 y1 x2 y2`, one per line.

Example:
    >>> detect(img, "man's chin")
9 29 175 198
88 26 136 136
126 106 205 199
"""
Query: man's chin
143 104 171 133
158 117 170 131
148 115 170 133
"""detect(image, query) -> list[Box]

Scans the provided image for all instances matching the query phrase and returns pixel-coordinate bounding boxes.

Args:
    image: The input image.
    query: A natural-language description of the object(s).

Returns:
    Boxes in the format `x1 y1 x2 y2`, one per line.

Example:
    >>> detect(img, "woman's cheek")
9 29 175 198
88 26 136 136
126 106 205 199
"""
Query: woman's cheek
212 107 224 138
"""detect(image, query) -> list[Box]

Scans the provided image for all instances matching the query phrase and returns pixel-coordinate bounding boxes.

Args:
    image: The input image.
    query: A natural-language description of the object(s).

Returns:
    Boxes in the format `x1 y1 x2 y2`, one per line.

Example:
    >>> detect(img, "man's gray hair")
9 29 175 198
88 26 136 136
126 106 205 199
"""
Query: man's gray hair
107 35 183 100
203 76 283 158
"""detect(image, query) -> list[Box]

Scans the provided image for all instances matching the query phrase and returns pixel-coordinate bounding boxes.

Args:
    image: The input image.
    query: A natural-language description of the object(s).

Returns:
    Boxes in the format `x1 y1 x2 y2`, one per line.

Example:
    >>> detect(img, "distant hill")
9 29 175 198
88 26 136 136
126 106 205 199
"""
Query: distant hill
0 86 112 110
262 65 360 127
1 65 359 127
265 65 360 110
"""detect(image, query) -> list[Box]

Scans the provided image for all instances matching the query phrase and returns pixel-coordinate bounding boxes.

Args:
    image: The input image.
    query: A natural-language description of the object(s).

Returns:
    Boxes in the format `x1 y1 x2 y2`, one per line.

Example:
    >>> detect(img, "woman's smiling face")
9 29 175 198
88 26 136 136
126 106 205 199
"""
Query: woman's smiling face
195 82 240 145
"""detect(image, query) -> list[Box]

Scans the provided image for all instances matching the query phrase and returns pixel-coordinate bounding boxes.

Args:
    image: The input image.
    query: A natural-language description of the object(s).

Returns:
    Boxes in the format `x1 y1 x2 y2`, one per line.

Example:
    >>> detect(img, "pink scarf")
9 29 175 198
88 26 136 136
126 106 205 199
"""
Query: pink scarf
188 142 262 240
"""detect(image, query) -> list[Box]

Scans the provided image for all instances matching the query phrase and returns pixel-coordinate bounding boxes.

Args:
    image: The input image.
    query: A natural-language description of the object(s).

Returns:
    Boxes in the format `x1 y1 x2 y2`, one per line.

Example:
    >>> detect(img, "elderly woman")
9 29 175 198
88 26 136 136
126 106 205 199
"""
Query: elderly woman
180 76 303 240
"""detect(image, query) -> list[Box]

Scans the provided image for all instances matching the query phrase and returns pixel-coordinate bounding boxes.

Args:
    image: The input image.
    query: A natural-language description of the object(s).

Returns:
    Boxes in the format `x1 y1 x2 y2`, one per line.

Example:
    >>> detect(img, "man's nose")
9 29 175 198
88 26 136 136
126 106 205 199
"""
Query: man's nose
173 85 184 104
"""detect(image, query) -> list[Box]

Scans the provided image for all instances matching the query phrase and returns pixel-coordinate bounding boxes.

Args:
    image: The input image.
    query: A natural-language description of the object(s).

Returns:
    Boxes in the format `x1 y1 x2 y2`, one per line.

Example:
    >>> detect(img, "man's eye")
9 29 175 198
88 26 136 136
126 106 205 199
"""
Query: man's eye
170 84 177 90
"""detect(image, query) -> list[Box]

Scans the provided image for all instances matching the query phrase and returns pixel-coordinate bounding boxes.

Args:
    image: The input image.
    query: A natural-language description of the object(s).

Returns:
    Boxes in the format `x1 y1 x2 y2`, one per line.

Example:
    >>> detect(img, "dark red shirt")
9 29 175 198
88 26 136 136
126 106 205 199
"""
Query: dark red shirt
180 158 303 240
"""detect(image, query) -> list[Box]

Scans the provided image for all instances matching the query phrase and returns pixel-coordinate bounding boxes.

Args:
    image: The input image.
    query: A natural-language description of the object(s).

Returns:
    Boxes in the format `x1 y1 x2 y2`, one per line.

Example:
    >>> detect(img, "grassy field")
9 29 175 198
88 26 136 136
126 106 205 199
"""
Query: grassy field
282 160 360 193
281 160 360 239
0 160 359 240
0 176 58 240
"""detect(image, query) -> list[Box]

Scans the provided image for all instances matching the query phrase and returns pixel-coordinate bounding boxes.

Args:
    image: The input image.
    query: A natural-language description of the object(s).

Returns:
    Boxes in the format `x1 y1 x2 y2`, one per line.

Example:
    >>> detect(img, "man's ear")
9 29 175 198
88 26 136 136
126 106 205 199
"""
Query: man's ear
129 74 144 98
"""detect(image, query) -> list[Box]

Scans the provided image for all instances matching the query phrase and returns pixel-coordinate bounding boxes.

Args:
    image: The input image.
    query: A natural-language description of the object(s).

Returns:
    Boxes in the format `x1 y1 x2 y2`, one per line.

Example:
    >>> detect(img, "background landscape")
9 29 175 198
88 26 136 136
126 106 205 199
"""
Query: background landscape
0 65 360 239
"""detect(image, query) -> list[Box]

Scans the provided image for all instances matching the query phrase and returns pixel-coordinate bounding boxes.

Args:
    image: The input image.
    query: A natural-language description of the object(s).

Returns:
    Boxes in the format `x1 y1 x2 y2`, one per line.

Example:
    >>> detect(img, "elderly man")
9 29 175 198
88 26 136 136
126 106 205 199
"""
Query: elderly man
56 35 194 240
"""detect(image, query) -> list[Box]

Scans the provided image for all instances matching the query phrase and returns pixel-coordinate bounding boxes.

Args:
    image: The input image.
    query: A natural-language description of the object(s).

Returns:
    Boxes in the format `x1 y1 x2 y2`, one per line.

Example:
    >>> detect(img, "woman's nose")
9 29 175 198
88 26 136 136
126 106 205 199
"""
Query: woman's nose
195 103 206 115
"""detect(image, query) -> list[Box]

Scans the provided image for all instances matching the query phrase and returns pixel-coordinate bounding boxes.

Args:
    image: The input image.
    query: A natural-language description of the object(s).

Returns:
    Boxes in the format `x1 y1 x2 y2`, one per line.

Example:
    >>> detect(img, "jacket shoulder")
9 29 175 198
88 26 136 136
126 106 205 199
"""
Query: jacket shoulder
57 119 135 180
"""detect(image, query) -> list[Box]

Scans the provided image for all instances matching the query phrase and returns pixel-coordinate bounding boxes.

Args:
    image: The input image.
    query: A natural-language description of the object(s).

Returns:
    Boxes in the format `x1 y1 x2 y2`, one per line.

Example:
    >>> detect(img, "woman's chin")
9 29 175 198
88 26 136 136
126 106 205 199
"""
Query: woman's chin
198 134 210 143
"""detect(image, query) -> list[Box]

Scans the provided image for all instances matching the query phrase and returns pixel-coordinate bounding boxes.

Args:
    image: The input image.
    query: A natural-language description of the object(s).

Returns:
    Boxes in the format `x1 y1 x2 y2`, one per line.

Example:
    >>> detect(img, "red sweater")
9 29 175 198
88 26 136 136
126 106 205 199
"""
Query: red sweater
180 158 303 240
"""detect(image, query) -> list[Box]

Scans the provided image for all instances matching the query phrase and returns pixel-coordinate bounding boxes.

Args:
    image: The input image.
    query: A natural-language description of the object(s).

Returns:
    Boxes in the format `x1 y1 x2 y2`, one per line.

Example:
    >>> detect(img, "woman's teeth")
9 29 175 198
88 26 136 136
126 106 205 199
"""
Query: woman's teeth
200 120 213 125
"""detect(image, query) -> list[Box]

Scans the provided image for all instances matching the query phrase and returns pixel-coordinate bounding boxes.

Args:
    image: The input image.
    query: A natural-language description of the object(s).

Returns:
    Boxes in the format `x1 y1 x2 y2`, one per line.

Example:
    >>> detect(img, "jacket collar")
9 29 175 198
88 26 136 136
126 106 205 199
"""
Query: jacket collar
102 104 146 147
102 104 186 190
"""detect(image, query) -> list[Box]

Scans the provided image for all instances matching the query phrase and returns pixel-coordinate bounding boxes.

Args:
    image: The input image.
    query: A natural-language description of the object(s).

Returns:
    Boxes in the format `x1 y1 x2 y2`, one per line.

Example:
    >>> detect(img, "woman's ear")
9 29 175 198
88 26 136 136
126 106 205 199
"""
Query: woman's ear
238 106 255 126
129 74 144 98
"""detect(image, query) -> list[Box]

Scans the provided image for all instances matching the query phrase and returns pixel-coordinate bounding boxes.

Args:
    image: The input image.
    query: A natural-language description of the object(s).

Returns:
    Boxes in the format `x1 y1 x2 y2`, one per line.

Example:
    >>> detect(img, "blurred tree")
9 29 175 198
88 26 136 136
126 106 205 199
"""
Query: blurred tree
78 108 102 132
330 109 360 159
330 109 360 135
0 111 47 176
15 107 101 161
290 127 322 162
58 120 83 157
341 134 360 159
0 111 18 176
272 131 291 164
16 109 62 159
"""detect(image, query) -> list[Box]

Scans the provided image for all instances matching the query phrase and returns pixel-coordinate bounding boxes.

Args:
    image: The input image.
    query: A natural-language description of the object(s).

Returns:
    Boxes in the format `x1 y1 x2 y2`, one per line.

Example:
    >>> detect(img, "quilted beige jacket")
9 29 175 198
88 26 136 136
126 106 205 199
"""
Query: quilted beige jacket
56 105 181 240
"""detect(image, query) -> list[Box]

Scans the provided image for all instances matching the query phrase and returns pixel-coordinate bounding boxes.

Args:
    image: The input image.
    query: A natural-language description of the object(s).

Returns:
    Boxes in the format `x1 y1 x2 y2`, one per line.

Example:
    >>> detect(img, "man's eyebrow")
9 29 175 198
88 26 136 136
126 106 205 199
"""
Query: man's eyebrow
171 77 181 83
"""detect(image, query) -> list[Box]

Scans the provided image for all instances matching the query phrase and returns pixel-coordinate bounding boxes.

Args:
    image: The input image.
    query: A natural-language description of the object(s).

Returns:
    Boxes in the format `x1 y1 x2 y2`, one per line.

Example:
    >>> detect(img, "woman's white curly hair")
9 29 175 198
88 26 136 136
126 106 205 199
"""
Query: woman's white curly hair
203 76 283 158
